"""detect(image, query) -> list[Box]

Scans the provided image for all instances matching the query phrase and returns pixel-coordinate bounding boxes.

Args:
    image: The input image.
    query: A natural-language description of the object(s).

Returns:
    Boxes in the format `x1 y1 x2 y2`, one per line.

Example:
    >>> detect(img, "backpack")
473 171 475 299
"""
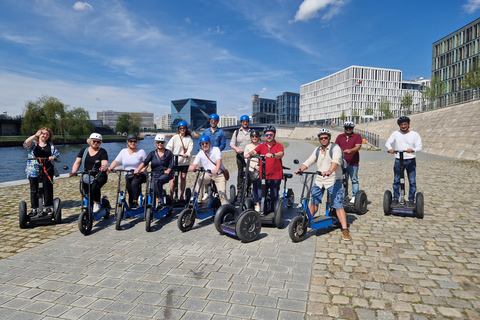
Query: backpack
315 143 347 173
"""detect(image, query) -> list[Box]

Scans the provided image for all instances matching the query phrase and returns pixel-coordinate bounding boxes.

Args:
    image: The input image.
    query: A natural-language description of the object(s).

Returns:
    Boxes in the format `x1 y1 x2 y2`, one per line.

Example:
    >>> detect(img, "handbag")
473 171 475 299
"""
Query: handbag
249 169 259 183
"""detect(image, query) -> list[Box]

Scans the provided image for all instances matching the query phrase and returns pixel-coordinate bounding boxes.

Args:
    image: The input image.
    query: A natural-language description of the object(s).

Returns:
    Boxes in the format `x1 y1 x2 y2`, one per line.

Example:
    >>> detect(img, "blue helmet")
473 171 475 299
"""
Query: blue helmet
263 125 276 133
177 121 188 128
199 135 211 144
209 114 220 121
240 115 250 122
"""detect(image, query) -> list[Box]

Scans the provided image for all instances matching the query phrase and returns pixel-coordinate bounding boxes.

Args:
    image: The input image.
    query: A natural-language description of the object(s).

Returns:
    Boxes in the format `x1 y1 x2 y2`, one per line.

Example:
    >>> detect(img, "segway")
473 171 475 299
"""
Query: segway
383 150 424 219
19 157 67 229
177 167 221 232
113 169 145 230
171 154 192 208
144 170 173 232
289 160 340 242
74 160 111 235
215 156 261 242
341 172 368 215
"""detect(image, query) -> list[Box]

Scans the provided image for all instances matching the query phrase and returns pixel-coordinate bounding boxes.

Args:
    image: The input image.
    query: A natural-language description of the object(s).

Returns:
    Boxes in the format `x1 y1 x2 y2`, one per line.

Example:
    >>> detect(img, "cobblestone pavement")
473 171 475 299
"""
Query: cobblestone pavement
0 141 479 319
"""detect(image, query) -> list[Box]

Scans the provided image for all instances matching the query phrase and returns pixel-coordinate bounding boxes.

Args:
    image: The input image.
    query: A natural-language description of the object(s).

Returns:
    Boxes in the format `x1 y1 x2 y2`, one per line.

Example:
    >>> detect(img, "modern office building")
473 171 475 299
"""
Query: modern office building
97 110 154 130
299 66 429 125
432 17 480 107
171 98 217 131
251 94 276 124
219 115 237 127
276 92 299 124
156 114 171 130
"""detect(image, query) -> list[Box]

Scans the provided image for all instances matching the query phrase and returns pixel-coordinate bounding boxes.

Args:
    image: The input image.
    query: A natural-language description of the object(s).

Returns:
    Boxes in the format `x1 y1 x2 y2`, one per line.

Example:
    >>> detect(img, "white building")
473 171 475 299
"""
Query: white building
300 66 430 124
219 115 237 128
97 110 154 129
156 114 171 130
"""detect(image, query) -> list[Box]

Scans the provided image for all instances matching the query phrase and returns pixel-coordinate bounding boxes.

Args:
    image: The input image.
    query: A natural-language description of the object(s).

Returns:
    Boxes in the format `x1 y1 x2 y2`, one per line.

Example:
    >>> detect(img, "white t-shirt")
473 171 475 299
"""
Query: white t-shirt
385 130 422 160
193 147 224 175
114 148 147 172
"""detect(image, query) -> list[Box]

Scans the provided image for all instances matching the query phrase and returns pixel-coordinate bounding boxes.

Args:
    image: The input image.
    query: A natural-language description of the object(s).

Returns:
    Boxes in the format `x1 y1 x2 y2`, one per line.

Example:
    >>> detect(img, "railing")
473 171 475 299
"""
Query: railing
355 129 379 148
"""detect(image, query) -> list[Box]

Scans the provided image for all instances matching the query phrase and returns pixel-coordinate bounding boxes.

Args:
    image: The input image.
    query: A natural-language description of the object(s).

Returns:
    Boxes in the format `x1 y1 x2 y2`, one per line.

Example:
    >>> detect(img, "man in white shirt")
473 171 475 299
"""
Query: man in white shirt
189 135 228 205
385 116 423 206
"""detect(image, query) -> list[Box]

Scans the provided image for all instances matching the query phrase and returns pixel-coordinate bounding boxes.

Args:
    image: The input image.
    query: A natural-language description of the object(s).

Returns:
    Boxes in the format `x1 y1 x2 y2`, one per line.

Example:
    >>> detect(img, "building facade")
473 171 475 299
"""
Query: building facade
251 94 276 124
432 17 480 107
276 92 299 124
300 66 429 125
97 110 154 130
156 114 171 130
219 115 237 128
171 98 217 131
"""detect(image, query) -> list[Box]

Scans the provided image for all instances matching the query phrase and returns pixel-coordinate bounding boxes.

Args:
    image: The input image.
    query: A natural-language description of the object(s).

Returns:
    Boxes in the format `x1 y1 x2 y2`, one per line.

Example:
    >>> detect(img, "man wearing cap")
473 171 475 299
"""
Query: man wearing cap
230 115 252 200
335 121 362 203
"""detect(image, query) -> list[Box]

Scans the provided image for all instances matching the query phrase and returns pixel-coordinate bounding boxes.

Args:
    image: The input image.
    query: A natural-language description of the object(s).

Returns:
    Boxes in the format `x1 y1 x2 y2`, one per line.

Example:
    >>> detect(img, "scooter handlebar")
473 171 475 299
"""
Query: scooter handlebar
27 157 60 162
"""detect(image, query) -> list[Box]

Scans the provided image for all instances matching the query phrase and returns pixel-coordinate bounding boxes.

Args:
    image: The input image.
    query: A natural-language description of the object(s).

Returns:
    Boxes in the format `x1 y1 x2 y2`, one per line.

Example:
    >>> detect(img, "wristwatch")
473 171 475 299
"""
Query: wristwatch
271 153 275 158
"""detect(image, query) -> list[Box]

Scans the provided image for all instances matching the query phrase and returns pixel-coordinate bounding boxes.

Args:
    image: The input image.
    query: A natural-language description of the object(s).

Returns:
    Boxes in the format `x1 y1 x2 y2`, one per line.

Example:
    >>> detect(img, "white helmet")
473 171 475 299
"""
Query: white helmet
88 133 103 141
317 129 331 137
343 121 355 128
155 134 166 142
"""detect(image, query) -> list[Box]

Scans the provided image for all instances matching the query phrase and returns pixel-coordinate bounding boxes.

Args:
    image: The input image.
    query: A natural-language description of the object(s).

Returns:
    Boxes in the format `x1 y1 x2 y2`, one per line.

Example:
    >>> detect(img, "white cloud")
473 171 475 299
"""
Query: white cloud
73 2 93 11
259 87 270 94
292 0 344 23
463 0 480 13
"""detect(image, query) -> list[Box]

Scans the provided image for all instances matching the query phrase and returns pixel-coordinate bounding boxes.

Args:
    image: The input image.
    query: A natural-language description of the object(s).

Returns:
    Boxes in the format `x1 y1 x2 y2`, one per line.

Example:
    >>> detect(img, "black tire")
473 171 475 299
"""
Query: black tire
289 215 307 242
354 190 368 215
229 185 236 205
236 210 261 243
145 206 153 232
287 189 295 208
115 203 124 230
78 208 93 235
53 197 62 224
274 199 284 229
102 198 110 219
383 190 392 216
185 188 192 202
214 204 237 234
177 208 195 232
19 201 27 229
212 198 222 212
415 192 424 219
244 197 254 210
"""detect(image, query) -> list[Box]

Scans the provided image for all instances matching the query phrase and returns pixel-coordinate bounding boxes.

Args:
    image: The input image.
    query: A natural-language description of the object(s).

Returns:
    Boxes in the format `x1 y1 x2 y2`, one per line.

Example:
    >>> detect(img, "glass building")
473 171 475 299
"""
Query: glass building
171 98 217 131
276 92 299 124
251 94 276 124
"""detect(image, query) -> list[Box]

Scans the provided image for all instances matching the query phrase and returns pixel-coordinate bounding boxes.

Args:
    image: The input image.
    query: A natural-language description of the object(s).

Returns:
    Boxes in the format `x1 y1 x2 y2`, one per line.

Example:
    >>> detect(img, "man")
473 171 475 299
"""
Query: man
385 116 422 206
230 115 252 200
189 135 228 205
294 129 351 241
335 121 362 203
202 113 226 151
245 125 284 213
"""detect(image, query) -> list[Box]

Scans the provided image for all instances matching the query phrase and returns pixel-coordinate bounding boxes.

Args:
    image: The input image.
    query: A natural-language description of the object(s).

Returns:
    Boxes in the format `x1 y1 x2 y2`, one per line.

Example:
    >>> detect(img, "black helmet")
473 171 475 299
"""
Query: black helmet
250 130 261 137
397 116 410 125
126 133 138 141
263 125 276 133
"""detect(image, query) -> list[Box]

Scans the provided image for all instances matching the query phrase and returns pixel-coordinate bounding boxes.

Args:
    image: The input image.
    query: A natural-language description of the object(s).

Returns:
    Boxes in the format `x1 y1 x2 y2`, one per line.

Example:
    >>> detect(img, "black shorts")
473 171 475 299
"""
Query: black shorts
177 165 189 174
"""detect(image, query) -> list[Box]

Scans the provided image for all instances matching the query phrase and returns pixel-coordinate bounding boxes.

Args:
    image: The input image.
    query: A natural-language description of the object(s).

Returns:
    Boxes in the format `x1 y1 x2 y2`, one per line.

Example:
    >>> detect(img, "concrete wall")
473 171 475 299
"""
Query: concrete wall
354 100 479 161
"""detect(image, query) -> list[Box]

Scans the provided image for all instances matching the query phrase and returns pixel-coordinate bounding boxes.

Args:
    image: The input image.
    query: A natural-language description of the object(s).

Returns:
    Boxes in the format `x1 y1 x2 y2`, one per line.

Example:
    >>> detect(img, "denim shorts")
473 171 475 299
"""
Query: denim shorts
311 179 344 209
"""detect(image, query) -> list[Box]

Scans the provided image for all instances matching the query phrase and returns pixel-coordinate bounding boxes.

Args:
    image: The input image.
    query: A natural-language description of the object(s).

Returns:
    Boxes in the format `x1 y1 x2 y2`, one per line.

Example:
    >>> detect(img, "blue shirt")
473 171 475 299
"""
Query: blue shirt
202 127 226 151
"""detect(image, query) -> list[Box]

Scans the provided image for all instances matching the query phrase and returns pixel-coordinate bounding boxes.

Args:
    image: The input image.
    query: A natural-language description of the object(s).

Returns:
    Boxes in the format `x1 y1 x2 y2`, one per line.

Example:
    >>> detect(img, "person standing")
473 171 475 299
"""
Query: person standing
202 114 226 151
385 116 422 206
335 121 362 203
294 129 351 241
243 130 261 211
230 115 252 200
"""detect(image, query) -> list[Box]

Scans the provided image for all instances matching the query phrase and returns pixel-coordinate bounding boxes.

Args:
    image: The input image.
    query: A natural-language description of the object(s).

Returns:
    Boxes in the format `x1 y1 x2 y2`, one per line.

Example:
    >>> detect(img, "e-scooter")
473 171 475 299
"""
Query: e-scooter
383 150 424 219
113 169 145 230
19 157 67 228
177 167 221 232
144 170 173 232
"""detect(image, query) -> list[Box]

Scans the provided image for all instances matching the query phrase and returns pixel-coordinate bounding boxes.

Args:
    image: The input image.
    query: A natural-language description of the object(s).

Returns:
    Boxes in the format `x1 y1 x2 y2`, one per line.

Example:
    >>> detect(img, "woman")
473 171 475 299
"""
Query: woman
69 133 109 213
24 127 60 215
135 134 174 210
108 134 147 210
166 121 193 200
244 130 261 211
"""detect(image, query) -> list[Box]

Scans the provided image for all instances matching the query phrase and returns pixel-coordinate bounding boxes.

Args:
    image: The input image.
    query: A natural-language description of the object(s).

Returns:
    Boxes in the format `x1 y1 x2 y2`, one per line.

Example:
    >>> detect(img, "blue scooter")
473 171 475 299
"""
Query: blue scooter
144 170 173 232
113 169 146 230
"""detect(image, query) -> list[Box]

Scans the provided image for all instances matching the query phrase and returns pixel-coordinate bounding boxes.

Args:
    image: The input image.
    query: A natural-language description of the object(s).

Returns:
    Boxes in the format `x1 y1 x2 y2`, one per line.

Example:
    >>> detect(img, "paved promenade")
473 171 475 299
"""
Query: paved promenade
0 139 479 319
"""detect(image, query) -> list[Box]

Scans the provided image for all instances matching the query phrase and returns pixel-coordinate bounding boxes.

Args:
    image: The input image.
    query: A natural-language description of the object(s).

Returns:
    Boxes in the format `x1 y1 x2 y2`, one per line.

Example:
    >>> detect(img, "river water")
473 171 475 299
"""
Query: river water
0 137 231 183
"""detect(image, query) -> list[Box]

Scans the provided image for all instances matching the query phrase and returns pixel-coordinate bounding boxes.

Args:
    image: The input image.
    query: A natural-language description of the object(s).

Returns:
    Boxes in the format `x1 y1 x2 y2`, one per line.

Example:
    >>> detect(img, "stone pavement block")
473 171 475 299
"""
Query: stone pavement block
203 300 231 315
228 304 254 318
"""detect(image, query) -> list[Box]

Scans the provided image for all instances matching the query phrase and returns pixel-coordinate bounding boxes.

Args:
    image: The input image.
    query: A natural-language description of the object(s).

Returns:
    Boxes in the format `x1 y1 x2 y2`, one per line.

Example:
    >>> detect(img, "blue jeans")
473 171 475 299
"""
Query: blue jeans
345 165 359 197
393 158 416 202
257 179 281 212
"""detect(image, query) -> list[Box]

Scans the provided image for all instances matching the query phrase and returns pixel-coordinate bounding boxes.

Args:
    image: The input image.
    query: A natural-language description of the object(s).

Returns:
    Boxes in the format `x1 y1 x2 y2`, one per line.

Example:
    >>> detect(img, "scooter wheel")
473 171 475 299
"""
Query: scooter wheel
53 197 62 224
185 188 192 202
243 197 254 210
229 185 236 205
115 203 124 230
274 199 284 229
145 206 153 232
415 192 424 219
177 208 195 232
383 190 392 216
78 208 93 235
354 190 368 215
214 204 236 234
289 215 307 242
287 189 295 208
102 198 110 219
236 210 261 243
19 201 28 229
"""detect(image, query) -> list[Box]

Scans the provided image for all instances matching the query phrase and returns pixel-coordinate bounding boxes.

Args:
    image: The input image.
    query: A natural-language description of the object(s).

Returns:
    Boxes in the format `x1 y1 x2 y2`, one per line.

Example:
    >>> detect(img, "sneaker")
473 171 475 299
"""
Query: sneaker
93 203 100 213
155 204 162 212
45 207 52 214
29 208 37 216
342 229 351 241
202 193 209 201
349 196 355 203
130 203 138 211
254 204 260 212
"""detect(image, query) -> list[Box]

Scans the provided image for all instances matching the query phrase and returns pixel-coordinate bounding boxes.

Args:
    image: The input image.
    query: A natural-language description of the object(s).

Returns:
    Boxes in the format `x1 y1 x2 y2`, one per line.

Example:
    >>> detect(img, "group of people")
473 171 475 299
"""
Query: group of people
24 114 422 242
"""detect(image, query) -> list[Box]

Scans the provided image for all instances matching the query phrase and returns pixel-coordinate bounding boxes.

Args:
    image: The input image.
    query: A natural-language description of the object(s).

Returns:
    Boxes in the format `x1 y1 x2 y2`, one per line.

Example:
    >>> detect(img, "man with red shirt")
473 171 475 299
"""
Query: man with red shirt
245 125 284 213
335 121 362 203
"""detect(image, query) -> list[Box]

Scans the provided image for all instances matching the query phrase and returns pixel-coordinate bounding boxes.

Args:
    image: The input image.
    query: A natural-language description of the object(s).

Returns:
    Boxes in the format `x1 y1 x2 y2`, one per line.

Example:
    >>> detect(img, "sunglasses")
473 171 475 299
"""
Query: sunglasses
91 140 101 144
265 134 274 137
200 142 210 146
345 127 353 130
251 135 259 138
128 140 137 143
155 141 165 144
319 137 330 140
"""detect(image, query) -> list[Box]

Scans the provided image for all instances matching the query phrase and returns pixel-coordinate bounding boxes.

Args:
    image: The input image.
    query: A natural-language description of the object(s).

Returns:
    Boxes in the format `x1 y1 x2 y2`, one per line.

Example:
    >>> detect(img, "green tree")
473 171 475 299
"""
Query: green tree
21 95 67 138
379 98 393 119
365 105 374 116
67 107 94 138
351 109 360 123
116 114 140 134
401 92 413 115
463 60 480 98
423 76 445 109
339 111 346 121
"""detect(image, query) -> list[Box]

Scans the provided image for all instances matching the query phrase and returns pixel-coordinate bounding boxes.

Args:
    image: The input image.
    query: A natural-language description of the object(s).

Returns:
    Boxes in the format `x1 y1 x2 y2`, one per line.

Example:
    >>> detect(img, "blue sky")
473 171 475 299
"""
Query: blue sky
1 0 479 121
